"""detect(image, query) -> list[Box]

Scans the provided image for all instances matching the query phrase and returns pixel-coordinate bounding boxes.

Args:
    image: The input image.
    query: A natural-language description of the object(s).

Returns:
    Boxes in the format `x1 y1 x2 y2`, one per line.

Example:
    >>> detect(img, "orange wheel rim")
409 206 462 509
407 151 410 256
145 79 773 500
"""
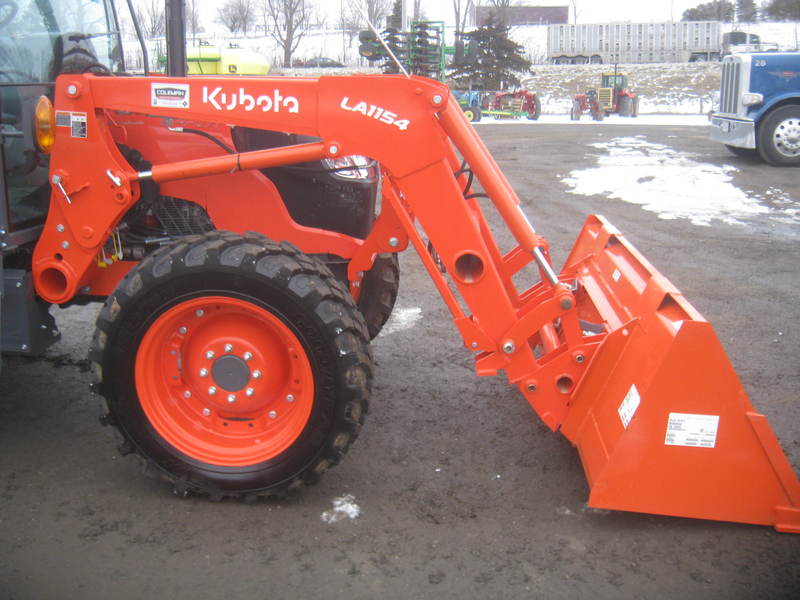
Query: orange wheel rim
135 296 314 467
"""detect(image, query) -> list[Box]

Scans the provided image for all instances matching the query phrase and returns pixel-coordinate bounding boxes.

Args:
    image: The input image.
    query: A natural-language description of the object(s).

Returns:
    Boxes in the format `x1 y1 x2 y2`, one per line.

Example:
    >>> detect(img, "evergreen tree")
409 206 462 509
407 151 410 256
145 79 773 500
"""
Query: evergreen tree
736 0 758 22
682 1 735 21
761 0 800 21
448 13 531 90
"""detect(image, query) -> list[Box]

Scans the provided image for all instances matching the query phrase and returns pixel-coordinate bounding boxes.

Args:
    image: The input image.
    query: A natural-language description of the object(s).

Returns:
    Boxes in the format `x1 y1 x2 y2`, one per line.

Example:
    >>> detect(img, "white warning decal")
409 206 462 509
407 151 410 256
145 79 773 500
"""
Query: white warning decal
151 83 190 108
55 111 88 138
618 384 640 429
665 413 719 448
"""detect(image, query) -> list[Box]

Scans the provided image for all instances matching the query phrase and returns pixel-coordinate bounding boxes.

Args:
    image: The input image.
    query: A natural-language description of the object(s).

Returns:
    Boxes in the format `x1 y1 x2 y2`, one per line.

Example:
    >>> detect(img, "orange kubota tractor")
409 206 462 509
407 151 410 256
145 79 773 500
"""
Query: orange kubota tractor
1 1 798 532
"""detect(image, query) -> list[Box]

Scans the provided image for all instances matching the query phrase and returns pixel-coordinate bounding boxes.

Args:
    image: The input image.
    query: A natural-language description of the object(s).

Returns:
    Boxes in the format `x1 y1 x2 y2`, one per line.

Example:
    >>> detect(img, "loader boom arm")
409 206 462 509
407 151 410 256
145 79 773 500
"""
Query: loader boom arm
33 73 800 532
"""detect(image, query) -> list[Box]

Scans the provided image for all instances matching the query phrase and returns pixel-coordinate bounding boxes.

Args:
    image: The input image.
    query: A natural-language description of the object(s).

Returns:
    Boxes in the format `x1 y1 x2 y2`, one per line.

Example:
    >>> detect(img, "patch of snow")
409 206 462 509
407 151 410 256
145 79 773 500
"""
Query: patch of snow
562 137 774 227
378 307 423 336
321 494 361 524
475 114 710 126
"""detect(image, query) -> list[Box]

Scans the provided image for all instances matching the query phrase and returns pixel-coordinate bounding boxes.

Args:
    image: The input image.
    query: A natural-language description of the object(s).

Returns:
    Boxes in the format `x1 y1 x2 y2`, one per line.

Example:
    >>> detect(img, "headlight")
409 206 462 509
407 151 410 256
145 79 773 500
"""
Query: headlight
322 155 374 179
741 92 763 106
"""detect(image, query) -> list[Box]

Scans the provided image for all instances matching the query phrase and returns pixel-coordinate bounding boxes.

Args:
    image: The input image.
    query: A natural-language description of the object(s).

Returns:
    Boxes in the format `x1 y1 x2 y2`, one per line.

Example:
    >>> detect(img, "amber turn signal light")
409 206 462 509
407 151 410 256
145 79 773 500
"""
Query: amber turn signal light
34 95 55 153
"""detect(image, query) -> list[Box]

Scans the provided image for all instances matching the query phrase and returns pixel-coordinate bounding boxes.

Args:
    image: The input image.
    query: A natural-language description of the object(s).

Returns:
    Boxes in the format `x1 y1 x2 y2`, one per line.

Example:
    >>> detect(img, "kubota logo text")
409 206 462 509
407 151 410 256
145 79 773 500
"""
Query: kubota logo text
340 97 410 131
202 86 300 113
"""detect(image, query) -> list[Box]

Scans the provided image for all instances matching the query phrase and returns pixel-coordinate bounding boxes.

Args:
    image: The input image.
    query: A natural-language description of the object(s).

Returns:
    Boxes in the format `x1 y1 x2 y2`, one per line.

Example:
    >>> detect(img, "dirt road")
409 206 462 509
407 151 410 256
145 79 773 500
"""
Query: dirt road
2 122 798 599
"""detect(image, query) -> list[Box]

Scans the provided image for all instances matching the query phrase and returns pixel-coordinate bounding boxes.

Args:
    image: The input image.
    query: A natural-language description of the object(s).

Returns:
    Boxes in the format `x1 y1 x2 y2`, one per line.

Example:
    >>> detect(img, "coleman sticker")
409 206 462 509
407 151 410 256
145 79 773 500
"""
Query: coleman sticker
151 83 190 108
55 111 87 138
665 413 719 448
618 384 640 429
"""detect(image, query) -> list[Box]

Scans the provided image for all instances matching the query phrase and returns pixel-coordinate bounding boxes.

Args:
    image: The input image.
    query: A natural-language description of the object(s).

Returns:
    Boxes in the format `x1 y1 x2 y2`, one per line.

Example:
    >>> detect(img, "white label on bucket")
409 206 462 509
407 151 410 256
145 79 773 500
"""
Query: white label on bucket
665 413 719 448
618 384 640 429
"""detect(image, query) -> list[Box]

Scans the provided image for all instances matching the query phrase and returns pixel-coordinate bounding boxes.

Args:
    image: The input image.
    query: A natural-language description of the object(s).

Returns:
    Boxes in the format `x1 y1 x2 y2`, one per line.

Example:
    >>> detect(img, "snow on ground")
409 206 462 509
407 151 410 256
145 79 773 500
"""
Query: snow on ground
561 137 799 227
476 114 710 125
321 494 361 523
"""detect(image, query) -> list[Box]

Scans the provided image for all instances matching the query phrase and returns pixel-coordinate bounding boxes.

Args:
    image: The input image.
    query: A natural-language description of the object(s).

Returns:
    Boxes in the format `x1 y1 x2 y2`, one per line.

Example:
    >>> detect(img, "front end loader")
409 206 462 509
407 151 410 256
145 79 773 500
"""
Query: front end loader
1 1 798 532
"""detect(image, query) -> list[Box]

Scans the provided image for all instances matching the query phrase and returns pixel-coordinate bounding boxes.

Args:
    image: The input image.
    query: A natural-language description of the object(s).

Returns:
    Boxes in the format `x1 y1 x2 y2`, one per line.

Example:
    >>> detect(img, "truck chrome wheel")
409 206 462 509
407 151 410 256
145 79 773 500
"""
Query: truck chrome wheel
758 105 800 166
771 117 800 159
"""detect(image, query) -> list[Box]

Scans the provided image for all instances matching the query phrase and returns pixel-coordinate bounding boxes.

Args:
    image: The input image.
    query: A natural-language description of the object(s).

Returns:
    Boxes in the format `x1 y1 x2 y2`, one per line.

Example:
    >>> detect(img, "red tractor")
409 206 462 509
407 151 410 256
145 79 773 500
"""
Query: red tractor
481 90 541 120
570 72 639 121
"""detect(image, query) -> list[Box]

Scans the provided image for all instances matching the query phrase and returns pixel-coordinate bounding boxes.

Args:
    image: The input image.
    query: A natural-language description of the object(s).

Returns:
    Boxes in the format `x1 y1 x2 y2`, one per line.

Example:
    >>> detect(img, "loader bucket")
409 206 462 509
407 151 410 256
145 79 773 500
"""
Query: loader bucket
559 216 800 532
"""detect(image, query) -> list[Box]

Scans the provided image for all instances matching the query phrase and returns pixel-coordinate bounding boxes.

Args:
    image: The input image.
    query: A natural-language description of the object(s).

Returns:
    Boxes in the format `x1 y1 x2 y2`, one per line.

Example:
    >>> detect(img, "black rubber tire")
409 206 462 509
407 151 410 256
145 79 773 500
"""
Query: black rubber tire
357 253 400 339
757 105 800 167
619 96 632 117
725 144 760 159
570 100 581 121
526 96 541 120
463 106 482 122
90 230 372 500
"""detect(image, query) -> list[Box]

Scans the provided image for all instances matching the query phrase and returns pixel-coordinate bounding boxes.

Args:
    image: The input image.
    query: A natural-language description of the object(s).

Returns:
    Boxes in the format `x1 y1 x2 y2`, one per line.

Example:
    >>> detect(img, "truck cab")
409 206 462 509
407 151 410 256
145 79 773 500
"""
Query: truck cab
710 52 800 166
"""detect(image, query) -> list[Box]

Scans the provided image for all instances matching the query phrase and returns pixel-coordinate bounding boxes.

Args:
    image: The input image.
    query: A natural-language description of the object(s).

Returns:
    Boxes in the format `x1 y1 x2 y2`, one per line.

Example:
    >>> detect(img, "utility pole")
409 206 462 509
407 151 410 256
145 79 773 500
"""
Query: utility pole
401 0 408 31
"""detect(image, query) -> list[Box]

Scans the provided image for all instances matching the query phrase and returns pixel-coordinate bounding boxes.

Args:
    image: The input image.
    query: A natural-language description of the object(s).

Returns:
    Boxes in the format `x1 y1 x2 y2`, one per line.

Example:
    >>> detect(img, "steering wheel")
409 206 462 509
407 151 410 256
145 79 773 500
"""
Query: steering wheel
0 1 17 28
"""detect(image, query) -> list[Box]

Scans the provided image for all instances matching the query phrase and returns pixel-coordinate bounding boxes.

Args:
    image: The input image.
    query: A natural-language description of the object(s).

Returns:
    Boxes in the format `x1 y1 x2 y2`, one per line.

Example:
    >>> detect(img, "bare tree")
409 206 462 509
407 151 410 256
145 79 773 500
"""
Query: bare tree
486 0 513 25
136 0 164 38
412 0 424 20
262 0 313 67
348 0 393 28
186 0 204 39
217 0 256 35
453 0 475 62
570 0 581 24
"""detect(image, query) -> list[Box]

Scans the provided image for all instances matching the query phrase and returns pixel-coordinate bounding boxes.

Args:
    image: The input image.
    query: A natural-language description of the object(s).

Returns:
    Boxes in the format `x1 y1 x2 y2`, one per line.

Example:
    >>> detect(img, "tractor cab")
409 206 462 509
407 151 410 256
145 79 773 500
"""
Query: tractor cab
601 73 628 90
1 0 122 357
1 0 122 239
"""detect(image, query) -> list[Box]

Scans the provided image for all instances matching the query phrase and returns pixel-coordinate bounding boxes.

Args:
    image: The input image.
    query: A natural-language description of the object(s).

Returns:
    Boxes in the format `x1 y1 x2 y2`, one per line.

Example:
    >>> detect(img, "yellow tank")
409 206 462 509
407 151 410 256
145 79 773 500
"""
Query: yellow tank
187 43 270 75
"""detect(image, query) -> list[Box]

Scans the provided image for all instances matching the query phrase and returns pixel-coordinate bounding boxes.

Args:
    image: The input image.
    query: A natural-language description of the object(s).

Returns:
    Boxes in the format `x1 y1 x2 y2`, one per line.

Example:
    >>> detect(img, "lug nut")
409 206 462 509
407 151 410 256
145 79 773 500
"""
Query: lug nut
268 410 277 419
178 326 187 335
252 370 262 379
388 237 399 248
206 350 215 359
208 386 217 395
224 343 233 352
195 309 204 317
199 368 208 377
502 341 516 354
243 352 253 361
202 408 211 417
245 388 255 397
227 394 236 404
183 390 192 398
575 354 586 364
286 394 295 403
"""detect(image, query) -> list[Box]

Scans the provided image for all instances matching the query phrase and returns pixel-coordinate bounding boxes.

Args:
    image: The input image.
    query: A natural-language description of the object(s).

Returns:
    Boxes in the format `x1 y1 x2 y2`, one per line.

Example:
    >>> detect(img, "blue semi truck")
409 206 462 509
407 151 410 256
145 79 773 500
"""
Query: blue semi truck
710 52 800 166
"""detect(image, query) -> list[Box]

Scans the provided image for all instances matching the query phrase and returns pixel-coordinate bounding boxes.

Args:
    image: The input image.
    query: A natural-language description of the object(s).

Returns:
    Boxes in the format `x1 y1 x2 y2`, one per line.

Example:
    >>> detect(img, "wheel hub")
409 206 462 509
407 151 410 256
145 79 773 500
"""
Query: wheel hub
774 118 800 157
135 296 315 466
211 354 250 391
